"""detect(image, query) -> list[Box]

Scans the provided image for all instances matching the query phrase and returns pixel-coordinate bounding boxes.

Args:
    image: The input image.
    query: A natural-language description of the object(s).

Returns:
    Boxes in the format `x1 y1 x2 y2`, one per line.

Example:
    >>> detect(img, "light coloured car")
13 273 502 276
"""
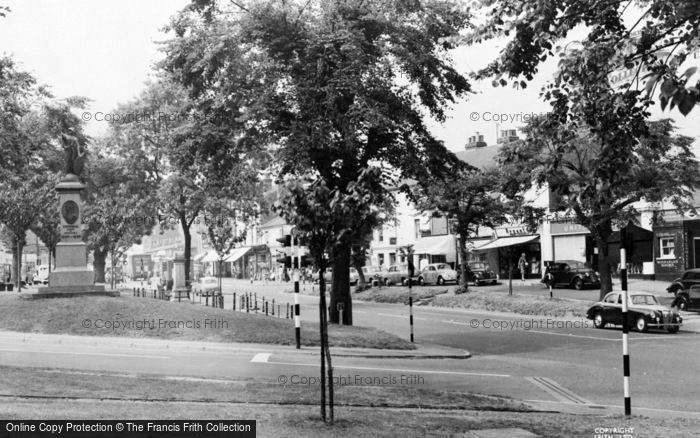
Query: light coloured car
417 263 458 286
361 265 385 285
313 267 359 284
381 264 412 286
195 276 220 294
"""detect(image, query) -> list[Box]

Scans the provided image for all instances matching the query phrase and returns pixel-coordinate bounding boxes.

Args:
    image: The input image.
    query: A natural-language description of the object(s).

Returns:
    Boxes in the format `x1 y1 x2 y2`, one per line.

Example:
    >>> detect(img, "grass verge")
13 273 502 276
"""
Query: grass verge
0 294 414 350
431 291 593 318
1 366 698 437
353 286 449 304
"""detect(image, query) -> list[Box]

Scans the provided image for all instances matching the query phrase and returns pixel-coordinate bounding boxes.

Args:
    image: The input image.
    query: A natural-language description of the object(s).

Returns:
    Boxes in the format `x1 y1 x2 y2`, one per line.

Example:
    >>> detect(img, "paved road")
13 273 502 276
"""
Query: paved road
7 278 697 418
6 277 700 418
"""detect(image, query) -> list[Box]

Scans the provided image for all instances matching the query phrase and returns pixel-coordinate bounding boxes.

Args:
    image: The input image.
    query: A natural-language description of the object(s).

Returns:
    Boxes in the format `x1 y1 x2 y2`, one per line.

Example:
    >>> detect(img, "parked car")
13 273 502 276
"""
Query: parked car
417 263 458 286
463 262 497 285
544 260 600 290
667 268 700 312
381 264 413 286
361 265 385 285
313 267 359 285
195 276 220 295
586 291 682 333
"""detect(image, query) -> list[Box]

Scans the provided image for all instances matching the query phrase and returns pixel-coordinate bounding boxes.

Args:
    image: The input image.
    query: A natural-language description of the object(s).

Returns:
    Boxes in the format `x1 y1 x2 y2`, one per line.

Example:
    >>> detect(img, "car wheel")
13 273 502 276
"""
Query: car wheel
573 278 583 290
418 277 425 286
401 278 407 286
635 317 648 333
667 326 680 334
592 312 605 329
437 276 444 285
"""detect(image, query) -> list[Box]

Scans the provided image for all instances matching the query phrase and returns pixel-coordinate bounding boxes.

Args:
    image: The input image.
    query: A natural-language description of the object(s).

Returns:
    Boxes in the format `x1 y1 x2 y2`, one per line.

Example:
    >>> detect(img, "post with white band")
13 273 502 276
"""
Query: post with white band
620 246 631 416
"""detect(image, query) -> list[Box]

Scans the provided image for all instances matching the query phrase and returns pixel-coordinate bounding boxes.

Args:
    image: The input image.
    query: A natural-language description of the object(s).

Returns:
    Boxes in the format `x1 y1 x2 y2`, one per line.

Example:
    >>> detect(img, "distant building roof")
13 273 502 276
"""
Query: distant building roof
453 145 502 170
259 216 286 229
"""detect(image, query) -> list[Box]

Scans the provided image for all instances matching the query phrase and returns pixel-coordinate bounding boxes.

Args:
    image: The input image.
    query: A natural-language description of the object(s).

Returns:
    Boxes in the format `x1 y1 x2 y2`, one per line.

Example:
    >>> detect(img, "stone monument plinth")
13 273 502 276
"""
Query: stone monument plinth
25 174 116 299
170 253 189 302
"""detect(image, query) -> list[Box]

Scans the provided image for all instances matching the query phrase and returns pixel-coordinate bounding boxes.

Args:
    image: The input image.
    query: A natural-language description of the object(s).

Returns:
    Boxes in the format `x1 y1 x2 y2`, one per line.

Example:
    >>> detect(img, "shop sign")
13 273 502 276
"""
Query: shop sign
550 221 589 235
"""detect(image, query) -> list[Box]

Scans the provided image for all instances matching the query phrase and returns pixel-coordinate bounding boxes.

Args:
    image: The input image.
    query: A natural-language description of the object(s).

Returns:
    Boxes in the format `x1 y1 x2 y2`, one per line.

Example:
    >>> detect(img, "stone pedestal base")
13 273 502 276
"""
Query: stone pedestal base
170 287 190 302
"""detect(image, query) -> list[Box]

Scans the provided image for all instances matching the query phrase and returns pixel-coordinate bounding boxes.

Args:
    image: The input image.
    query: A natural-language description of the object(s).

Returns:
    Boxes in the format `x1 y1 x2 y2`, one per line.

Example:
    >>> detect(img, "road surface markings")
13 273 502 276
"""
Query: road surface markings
250 353 271 363
526 376 593 405
0 348 169 359
265 360 510 378
524 399 700 417
377 313 426 321
441 319 469 326
525 330 618 341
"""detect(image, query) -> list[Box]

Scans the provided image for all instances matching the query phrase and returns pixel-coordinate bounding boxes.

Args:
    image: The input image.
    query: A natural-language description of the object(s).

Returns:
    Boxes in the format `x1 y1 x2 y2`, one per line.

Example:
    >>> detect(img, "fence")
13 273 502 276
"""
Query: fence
130 287 291 320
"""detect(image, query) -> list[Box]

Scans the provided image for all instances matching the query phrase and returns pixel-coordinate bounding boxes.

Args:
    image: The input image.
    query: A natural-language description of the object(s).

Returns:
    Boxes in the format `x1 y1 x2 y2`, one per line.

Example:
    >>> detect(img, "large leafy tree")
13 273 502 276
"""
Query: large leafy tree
83 149 158 285
415 164 510 292
164 0 471 324
110 77 264 282
203 183 260 293
470 0 700 116
501 117 698 300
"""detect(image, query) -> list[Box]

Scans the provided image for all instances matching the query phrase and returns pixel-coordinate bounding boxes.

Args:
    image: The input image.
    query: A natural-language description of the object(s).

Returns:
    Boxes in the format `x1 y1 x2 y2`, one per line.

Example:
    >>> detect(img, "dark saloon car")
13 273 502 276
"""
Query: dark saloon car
667 268 700 312
544 260 600 290
463 262 497 286
587 292 682 333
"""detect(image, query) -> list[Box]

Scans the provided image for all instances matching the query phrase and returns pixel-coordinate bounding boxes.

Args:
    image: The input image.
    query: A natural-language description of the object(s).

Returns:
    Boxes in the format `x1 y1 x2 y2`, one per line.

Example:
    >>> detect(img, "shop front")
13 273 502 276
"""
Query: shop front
475 226 541 279
412 235 457 270
653 214 700 281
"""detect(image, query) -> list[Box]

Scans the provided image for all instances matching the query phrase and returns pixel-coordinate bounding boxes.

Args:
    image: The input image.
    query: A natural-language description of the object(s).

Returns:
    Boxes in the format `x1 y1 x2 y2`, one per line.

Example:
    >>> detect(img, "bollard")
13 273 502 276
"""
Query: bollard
286 303 290 319
272 299 275 315
133 287 136 296
254 293 257 312
220 295 223 308
246 294 249 313
265 300 268 316
233 293 236 311
205 294 209 307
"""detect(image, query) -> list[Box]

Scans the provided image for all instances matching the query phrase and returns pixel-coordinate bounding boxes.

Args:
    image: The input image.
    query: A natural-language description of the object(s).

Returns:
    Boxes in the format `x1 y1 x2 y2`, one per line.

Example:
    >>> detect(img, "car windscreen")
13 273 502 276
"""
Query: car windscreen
631 295 659 305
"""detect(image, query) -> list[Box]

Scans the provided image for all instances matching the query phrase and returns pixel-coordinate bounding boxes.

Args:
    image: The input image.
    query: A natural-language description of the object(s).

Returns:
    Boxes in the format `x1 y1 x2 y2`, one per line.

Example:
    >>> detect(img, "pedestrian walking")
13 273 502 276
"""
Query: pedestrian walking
518 253 528 282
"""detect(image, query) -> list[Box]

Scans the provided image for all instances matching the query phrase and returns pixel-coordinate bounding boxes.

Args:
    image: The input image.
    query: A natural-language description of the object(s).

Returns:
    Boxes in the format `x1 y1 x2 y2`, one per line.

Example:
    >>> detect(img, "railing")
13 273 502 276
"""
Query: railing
130 286 291 319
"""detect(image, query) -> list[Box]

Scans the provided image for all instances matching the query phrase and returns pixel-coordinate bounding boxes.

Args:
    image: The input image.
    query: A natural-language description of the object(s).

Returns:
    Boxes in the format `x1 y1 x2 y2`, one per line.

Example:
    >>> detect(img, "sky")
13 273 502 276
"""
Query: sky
0 0 698 153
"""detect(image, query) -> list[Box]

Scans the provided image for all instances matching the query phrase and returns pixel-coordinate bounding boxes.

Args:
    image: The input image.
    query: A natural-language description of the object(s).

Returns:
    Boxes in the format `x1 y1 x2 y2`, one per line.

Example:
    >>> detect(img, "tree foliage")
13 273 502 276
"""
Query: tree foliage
415 163 510 291
500 117 699 299
164 0 471 324
469 0 700 116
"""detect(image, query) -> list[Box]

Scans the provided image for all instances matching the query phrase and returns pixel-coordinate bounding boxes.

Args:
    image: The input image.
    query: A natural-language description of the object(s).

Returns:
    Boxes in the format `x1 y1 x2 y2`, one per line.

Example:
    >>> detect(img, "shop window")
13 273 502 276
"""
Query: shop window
659 237 675 258
378 253 385 266
389 253 396 265
431 254 447 264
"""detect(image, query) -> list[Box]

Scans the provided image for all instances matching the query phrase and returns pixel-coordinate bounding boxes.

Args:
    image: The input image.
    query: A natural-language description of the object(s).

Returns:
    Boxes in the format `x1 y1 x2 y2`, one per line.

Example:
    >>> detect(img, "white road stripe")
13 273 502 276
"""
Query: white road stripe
266 360 510 378
0 348 169 359
250 353 271 363
377 313 426 321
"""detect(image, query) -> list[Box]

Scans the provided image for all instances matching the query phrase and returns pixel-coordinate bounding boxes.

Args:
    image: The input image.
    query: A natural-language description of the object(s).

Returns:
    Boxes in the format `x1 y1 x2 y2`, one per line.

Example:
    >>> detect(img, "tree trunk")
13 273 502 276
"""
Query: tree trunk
181 214 192 283
319 267 327 422
459 231 469 291
596 234 613 301
12 238 23 291
93 247 107 283
355 261 367 289
330 244 352 325
507 248 513 296
110 251 116 290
